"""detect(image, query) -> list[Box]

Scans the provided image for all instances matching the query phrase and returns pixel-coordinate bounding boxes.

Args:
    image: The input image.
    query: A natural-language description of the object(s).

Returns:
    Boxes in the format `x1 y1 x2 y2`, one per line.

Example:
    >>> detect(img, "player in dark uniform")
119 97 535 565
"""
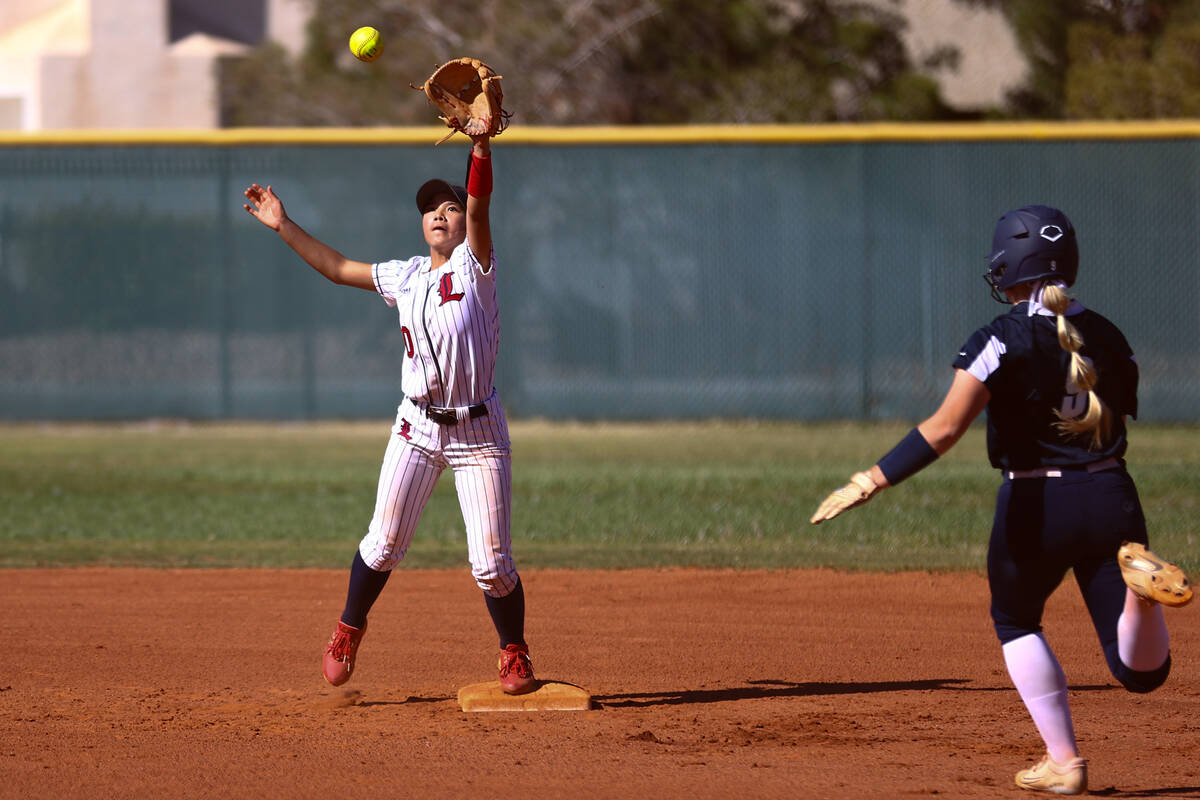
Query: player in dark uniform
810 206 1192 795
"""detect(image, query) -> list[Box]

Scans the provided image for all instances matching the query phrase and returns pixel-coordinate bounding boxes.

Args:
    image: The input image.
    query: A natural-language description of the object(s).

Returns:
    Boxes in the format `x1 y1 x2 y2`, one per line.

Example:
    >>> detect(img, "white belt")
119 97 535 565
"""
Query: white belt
1005 457 1121 480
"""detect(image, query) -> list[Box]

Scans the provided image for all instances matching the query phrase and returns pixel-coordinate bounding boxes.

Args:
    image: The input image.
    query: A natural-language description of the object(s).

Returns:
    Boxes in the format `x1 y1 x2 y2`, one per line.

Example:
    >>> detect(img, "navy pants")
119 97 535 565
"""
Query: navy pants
987 467 1170 693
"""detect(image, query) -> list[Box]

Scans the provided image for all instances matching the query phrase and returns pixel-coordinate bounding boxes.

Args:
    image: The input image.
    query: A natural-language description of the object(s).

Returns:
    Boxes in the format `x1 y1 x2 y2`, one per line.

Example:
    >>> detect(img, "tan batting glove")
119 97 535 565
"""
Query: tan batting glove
810 471 880 524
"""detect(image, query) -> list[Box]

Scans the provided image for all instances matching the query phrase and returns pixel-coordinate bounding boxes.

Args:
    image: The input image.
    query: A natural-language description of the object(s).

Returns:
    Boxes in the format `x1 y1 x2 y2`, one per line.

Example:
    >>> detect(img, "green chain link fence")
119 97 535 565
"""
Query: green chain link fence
1 126 1197 421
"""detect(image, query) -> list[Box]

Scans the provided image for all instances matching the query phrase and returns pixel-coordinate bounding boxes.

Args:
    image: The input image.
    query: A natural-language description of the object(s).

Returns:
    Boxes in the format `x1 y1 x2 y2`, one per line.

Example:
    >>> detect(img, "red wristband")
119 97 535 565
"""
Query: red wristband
467 152 492 198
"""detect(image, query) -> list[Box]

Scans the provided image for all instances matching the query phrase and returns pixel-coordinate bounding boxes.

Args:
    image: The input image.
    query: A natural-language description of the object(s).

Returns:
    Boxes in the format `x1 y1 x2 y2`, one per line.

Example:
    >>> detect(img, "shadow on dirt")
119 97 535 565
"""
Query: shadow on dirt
593 677 973 707
595 678 1122 708
1088 789 1200 798
357 695 453 706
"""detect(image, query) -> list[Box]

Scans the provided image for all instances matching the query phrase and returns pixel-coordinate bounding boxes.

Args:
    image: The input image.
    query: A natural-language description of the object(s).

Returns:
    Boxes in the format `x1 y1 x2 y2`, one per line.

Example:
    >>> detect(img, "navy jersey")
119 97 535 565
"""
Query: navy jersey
953 301 1138 470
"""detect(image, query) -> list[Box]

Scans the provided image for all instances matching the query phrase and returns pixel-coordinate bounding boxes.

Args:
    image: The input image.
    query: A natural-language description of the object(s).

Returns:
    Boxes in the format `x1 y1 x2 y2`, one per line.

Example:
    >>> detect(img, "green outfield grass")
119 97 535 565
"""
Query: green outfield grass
0 421 1196 571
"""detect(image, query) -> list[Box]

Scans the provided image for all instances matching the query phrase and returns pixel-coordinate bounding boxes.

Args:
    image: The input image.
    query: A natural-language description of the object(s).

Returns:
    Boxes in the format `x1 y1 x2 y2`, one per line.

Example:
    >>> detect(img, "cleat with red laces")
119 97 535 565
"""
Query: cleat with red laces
498 643 536 695
322 621 366 686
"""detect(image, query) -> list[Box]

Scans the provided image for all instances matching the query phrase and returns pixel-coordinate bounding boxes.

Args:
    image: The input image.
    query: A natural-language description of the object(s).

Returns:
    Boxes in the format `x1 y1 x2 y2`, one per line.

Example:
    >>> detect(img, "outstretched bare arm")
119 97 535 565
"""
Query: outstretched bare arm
243 183 375 291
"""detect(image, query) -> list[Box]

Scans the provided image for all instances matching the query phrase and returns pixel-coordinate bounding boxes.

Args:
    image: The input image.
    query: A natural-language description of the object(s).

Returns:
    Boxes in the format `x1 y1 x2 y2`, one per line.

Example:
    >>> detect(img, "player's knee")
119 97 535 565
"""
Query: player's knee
359 544 404 572
1109 653 1171 694
992 616 1040 645
473 568 519 598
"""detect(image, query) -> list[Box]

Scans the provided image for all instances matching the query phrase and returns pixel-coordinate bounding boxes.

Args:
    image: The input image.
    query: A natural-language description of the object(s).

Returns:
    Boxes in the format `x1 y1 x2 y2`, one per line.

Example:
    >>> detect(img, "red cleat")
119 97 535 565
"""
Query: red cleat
322 621 366 686
498 643 536 695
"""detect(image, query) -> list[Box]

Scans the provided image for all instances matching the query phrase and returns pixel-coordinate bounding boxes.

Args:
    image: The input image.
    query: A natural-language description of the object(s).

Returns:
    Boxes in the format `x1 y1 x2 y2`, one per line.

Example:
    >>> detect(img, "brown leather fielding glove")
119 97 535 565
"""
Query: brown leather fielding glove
810 471 880 524
411 57 511 144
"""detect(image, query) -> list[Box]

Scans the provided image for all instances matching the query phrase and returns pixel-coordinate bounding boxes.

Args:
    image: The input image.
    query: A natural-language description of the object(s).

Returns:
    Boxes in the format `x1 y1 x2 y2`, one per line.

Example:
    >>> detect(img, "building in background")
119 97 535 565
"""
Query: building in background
0 0 306 130
0 0 1023 131
881 0 1025 111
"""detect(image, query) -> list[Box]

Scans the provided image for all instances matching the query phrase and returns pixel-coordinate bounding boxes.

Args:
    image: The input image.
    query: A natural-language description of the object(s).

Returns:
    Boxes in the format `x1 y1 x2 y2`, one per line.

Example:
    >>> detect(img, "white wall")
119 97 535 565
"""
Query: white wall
867 0 1027 110
0 0 259 129
0 0 64 33
268 0 310 58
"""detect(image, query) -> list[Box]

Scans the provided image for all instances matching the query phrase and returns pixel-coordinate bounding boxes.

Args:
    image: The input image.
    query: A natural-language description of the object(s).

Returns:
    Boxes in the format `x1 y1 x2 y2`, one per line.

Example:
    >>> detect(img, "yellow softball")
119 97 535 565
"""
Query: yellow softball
349 27 383 62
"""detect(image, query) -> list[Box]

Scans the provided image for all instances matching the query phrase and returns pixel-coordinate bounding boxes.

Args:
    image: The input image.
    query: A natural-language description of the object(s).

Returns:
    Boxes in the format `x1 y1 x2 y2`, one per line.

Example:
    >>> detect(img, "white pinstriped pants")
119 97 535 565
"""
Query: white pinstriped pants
358 392 519 597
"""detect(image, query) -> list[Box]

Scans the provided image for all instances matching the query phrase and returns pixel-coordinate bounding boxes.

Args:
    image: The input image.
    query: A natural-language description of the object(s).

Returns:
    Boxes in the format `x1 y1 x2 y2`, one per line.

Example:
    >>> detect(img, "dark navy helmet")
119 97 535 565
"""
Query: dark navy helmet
983 205 1079 303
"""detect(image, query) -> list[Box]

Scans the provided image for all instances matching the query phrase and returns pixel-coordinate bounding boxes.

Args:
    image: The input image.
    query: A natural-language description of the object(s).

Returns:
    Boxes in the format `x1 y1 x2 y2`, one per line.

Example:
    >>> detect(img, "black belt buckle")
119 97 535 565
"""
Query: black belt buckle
426 402 487 425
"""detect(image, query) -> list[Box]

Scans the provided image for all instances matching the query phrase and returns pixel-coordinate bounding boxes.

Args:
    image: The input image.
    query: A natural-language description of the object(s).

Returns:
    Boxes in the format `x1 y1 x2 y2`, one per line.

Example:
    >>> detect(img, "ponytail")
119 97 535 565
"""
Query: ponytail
1042 284 1110 449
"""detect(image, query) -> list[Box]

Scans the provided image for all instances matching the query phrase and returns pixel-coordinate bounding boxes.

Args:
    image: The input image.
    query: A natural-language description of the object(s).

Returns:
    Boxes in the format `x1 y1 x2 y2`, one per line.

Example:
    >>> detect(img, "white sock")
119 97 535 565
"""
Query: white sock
1002 633 1079 763
1117 589 1170 671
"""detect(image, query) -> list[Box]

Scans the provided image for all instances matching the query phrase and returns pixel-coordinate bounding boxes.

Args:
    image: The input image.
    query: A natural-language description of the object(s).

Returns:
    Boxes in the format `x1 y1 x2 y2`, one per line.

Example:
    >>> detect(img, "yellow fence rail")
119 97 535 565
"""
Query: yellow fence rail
2 120 1200 146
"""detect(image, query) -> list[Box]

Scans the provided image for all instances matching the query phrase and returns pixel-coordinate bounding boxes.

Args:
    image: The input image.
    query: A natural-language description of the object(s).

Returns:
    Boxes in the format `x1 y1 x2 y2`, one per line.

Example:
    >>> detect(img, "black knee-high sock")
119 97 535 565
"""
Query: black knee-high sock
484 578 525 648
340 550 391 628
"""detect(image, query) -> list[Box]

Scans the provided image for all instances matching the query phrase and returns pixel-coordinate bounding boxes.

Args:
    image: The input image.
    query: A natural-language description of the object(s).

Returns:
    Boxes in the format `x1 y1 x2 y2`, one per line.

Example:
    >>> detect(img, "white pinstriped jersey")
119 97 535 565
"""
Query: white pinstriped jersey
372 241 499 408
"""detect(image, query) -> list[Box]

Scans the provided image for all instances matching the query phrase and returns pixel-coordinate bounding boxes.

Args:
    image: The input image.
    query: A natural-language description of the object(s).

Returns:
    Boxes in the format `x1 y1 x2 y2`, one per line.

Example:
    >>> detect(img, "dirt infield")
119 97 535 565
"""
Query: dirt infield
2 568 1198 799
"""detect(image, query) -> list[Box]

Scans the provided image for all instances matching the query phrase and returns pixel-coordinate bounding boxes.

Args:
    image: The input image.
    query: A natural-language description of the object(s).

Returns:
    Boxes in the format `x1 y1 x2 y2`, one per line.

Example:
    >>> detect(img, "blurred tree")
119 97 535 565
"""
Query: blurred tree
218 0 962 125
1150 18 1200 113
953 0 1200 118
618 0 959 122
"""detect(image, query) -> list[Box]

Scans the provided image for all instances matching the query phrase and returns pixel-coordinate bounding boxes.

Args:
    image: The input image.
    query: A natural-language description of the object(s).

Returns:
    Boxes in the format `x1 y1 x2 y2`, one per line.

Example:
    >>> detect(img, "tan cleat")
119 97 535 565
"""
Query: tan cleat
1118 542 1193 608
1015 753 1087 795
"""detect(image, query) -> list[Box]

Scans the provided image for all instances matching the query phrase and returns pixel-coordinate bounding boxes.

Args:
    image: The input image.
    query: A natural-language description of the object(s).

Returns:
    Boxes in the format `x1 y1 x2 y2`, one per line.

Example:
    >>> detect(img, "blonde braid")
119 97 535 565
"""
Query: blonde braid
1043 284 1110 449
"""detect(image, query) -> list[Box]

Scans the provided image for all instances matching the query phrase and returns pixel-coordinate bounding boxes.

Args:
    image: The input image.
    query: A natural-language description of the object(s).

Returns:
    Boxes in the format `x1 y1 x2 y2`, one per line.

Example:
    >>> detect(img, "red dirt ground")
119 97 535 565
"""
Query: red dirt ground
2 568 1198 799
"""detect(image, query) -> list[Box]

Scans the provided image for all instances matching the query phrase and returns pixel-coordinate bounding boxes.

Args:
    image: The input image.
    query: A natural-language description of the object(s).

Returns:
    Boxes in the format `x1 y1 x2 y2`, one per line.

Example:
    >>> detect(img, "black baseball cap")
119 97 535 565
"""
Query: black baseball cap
416 179 468 213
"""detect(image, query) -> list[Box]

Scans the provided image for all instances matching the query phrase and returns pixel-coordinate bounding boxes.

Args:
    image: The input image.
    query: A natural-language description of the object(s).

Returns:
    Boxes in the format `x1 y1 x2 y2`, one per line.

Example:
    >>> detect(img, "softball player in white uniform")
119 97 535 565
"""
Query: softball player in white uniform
242 133 536 695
